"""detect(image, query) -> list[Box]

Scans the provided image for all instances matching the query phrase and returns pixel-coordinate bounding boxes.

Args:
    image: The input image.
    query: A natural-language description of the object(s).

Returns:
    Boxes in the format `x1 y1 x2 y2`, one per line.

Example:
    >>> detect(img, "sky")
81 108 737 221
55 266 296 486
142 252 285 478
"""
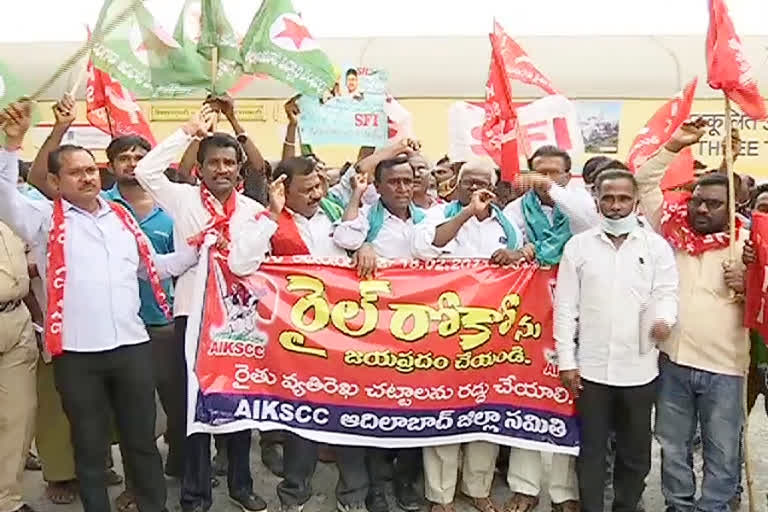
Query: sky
1 0 767 42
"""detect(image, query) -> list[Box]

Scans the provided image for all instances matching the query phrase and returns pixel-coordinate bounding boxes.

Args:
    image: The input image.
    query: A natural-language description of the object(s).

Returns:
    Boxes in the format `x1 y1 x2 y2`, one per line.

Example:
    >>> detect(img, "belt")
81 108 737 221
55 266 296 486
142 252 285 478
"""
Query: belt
0 299 21 313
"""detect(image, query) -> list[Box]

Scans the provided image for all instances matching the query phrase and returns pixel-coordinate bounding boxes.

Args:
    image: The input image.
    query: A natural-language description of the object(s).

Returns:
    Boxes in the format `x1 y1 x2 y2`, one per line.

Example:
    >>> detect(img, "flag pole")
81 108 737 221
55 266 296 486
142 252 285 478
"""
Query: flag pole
29 0 142 101
211 47 219 131
68 61 88 98
727 94 757 512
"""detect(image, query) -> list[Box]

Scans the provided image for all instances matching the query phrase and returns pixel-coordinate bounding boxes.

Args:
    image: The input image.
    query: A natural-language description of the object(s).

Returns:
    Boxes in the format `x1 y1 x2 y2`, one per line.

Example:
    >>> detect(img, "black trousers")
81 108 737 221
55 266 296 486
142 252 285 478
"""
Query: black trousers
277 433 368 507
367 448 422 489
174 316 254 511
53 343 166 512
576 378 657 512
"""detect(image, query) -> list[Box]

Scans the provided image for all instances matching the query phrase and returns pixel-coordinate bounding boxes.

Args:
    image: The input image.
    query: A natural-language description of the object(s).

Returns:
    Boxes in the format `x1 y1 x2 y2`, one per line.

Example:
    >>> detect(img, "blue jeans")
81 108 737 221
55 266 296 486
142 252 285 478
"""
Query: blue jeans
655 355 743 512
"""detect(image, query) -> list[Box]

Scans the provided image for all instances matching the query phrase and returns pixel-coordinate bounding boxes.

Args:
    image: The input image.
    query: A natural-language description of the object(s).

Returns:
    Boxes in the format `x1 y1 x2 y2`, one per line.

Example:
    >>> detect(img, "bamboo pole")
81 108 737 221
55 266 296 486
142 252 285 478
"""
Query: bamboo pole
725 94 756 512
210 47 219 131
68 60 88 98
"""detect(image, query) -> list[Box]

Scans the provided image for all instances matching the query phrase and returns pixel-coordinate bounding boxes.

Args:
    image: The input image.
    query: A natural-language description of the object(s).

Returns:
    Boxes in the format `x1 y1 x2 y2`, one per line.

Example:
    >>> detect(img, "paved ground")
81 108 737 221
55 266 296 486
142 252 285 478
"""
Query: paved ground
22 396 768 512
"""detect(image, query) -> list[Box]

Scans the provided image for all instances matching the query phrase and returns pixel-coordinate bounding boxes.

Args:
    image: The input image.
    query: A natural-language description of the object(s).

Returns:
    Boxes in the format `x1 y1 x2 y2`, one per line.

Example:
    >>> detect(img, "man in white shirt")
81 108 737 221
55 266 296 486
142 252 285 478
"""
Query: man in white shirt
134 106 272 512
412 158 525 264
555 168 678 512
229 156 371 512
0 101 197 512
410 158 522 512
503 145 598 512
332 155 426 512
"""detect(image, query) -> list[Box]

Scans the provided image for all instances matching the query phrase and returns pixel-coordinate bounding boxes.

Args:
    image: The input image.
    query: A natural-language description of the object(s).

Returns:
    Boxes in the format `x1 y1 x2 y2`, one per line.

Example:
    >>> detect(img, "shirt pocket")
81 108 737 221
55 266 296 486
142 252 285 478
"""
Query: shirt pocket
627 251 653 305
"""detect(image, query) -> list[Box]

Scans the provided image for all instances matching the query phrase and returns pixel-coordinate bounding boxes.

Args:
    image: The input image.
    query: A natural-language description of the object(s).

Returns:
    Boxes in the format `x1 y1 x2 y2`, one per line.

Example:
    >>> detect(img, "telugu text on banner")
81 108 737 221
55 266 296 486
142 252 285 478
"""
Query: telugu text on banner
185 250 578 455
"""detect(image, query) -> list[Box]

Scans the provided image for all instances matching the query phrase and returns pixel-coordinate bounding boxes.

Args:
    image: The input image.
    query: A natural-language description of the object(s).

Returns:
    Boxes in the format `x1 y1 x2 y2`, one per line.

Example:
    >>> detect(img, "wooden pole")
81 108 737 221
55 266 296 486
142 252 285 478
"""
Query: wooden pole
68 61 88 98
211 47 219 131
725 93 757 512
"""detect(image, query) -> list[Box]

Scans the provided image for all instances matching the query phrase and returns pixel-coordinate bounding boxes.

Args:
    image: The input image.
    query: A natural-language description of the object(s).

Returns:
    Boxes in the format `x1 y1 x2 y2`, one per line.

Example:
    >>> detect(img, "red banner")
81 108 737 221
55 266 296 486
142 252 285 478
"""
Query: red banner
627 77 697 172
746 211 768 341
185 251 578 454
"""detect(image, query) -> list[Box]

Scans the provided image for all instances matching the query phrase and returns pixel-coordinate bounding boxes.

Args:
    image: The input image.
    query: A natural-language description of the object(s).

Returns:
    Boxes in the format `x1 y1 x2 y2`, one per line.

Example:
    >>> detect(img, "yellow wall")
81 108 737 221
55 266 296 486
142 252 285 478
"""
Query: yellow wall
25 97 768 178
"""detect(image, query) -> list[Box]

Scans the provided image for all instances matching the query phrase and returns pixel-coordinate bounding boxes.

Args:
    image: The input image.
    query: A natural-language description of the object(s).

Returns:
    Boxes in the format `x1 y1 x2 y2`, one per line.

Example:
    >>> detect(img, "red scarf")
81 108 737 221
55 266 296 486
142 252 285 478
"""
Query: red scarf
186 185 237 254
45 199 171 357
660 191 742 256
269 209 311 256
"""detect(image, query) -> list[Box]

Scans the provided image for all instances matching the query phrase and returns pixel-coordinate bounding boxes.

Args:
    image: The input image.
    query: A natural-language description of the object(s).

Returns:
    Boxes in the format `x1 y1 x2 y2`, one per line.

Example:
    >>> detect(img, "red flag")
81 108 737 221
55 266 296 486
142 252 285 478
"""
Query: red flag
481 21 557 181
660 147 695 191
706 0 767 120
745 211 768 341
626 77 698 172
85 59 157 145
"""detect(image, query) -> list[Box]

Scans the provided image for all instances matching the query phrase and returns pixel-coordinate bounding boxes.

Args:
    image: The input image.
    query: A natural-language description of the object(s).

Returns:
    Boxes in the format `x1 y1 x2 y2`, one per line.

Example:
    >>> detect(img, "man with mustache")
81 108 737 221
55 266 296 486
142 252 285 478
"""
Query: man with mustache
134 106 273 512
0 100 197 512
555 167 678 512
636 119 749 511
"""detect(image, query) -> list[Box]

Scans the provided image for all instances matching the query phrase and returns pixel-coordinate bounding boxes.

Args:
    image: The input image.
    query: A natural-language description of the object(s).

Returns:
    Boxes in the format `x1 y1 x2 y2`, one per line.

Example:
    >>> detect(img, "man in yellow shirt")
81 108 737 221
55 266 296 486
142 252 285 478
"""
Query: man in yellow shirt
636 120 748 511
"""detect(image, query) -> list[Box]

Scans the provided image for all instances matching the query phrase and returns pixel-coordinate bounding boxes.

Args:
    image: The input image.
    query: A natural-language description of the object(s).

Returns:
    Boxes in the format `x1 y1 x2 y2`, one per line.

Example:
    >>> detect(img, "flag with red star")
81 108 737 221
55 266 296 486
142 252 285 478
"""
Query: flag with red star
91 0 209 97
173 0 243 94
240 0 335 97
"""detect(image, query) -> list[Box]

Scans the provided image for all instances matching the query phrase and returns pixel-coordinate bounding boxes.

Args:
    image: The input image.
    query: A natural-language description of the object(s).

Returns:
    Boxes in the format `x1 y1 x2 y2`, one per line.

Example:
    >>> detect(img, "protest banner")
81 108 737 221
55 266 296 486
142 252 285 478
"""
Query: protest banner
515 95 585 172
297 94 388 147
341 65 389 97
185 250 579 455
746 211 768 343
449 101 489 162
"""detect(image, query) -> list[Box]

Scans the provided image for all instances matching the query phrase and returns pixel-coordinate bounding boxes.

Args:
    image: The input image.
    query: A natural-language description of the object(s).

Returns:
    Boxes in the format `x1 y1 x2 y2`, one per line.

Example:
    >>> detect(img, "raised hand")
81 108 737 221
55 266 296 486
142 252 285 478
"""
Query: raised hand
284 95 301 125
664 117 707 153
515 173 553 194
183 104 217 138
468 189 496 217
268 174 287 220
53 93 76 128
351 171 368 199
2 100 33 145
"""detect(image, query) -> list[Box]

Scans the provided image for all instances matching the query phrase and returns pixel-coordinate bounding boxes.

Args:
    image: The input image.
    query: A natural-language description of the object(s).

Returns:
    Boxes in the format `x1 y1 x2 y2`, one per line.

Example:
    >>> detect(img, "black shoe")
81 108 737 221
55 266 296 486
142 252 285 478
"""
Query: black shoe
366 487 389 512
230 493 268 512
18 505 37 512
395 482 423 512
212 452 228 477
261 442 284 477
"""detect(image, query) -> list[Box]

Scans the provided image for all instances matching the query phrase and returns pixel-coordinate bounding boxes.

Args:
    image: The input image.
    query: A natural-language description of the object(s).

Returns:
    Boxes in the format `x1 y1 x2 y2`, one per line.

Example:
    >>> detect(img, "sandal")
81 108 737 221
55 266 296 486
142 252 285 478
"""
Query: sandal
468 497 501 512
504 493 539 512
430 504 456 512
115 490 138 512
45 481 78 505
551 500 579 512
106 469 124 487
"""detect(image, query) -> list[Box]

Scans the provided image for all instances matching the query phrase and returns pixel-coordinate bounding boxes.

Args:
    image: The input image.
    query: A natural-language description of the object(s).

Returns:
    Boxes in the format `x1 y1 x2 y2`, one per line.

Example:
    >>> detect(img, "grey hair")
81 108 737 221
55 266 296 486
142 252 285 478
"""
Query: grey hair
457 157 498 187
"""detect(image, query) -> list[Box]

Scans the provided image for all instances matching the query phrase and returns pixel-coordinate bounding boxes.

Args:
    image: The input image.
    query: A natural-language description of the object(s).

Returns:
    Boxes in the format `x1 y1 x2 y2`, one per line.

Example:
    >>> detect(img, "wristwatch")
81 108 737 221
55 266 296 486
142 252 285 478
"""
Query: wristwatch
236 132 248 144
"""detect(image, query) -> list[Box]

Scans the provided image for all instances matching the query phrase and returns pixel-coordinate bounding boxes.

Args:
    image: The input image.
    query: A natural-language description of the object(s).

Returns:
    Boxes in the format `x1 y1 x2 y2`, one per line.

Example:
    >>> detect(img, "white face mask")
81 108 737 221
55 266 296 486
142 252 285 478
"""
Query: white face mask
601 212 638 236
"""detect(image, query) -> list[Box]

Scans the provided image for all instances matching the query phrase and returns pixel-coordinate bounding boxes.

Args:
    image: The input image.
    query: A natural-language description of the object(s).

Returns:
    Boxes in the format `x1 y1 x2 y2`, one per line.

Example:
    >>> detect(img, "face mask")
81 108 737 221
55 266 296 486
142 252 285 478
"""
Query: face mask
437 175 457 199
601 212 638 236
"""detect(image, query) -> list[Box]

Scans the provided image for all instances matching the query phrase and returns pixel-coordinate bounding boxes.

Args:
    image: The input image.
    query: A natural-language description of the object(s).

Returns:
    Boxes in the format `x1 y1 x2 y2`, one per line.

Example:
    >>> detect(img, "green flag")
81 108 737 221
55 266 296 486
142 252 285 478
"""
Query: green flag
174 0 242 95
0 60 40 144
241 0 336 97
91 0 210 98
0 60 27 110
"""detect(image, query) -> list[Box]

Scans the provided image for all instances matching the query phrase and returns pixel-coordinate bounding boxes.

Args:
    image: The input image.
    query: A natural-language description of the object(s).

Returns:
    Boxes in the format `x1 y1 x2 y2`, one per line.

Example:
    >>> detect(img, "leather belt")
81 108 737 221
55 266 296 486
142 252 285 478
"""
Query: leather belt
0 299 21 313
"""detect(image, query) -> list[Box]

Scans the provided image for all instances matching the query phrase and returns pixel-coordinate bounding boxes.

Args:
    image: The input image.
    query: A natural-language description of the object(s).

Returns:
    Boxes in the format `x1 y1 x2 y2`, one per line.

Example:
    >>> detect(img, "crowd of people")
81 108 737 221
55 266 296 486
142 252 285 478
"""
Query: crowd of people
0 90 764 512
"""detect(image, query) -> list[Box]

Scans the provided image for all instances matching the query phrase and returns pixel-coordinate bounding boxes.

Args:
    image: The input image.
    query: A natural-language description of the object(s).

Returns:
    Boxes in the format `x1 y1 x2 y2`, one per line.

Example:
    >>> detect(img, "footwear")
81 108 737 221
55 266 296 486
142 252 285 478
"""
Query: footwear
45 480 78 505
212 476 221 489
468 497 500 512
17 505 37 512
106 469 124 487
164 459 183 478
551 500 580 512
366 487 389 512
25 453 41 471
504 493 539 512
181 506 205 512
429 503 455 512
230 493 268 512
213 451 228 477
115 490 138 512
261 442 284 477
337 501 368 512
394 482 422 511
280 505 304 512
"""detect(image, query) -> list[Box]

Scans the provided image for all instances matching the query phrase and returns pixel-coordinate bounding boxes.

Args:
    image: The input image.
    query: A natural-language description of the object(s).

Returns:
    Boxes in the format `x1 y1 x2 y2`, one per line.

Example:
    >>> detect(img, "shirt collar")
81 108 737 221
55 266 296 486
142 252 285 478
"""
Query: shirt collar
62 196 112 217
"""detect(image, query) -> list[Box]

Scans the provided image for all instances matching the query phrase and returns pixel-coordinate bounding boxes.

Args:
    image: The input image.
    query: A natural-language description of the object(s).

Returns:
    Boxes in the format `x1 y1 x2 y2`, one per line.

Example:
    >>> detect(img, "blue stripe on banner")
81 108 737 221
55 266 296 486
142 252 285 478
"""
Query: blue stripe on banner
194 391 579 449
